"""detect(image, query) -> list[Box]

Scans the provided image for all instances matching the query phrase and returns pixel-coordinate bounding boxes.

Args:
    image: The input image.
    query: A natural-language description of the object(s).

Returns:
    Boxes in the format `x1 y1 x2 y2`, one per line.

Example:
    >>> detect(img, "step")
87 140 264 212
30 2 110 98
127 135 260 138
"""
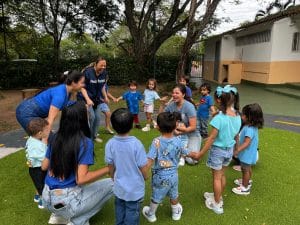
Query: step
286 83 300 91
265 87 300 99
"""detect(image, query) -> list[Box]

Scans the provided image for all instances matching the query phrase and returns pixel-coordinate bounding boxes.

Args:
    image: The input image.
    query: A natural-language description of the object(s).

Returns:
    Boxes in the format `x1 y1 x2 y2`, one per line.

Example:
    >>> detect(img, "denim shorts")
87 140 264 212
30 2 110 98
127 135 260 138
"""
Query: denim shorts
151 172 178 203
206 146 233 170
99 103 110 113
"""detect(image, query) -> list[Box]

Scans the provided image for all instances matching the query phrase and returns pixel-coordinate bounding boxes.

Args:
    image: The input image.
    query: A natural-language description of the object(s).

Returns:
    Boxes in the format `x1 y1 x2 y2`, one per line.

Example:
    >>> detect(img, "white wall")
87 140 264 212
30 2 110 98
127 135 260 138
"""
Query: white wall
220 35 236 60
235 40 272 62
204 37 220 61
271 17 300 61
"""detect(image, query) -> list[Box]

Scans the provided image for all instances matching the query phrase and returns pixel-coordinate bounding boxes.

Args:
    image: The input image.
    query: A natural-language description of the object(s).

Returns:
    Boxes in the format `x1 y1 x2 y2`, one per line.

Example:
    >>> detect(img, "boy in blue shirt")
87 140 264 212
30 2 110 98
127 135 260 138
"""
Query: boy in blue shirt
117 80 144 129
196 83 215 139
105 108 149 225
25 118 48 209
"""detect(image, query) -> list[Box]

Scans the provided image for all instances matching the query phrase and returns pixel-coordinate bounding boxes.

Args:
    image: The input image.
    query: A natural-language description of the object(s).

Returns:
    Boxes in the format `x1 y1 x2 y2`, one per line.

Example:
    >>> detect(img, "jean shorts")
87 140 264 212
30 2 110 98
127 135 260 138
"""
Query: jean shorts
151 172 178 203
99 103 110 113
206 145 233 170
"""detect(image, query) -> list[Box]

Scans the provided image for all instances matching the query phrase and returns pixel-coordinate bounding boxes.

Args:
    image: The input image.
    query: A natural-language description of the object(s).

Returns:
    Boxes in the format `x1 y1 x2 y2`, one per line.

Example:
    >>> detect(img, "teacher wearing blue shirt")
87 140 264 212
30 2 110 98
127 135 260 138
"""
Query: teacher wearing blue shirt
80 57 108 143
16 71 85 141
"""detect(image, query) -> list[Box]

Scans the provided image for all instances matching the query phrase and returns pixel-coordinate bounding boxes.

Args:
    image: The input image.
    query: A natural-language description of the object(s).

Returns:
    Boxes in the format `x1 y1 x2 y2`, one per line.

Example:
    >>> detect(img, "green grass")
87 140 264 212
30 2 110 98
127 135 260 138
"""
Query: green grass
0 128 299 225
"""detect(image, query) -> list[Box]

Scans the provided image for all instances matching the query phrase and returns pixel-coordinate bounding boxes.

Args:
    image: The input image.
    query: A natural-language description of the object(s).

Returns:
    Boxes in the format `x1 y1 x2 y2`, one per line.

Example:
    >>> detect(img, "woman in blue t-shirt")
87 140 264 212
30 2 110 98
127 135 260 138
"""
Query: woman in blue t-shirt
42 101 113 225
16 71 85 140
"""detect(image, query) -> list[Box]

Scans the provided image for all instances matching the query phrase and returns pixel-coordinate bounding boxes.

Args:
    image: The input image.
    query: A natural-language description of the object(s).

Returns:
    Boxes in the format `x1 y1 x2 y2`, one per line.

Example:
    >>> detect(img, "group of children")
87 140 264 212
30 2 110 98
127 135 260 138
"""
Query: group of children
25 78 264 224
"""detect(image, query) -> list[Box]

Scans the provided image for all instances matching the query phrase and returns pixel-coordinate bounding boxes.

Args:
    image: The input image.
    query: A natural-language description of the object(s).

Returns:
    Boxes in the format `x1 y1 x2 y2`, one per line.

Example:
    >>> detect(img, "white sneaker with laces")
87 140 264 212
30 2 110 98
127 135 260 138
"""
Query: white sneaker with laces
203 192 223 206
205 198 224 214
142 125 151 132
172 203 183 221
233 178 253 187
232 185 250 195
178 157 185 166
48 213 69 224
94 137 103 143
142 206 157 222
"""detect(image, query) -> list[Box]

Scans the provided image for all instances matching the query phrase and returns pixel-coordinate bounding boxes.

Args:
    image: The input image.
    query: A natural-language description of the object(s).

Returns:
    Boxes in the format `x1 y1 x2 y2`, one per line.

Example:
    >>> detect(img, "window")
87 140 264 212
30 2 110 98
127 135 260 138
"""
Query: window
236 30 271 46
292 32 300 52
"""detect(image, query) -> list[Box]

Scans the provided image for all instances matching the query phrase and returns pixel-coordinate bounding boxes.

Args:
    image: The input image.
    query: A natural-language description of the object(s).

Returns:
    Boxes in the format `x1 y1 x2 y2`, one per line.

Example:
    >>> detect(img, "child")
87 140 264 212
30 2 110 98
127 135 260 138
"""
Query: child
196 83 215 139
178 75 193 104
105 108 149 225
191 85 241 214
25 118 48 209
173 112 188 166
117 80 144 129
99 82 117 135
142 78 167 132
232 103 264 195
142 112 192 222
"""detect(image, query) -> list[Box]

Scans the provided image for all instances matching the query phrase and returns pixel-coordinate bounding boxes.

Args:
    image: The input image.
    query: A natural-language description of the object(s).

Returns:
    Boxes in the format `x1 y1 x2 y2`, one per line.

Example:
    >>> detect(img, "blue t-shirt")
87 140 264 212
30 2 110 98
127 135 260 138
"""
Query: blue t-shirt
45 137 94 190
82 67 107 103
122 91 143 114
185 86 192 98
143 89 160 105
238 125 259 165
165 100 200 137
210 112 241 148
197 95 213 119
25 136 47 168
105 136 147 201
147 136 189 175
34 84 69 117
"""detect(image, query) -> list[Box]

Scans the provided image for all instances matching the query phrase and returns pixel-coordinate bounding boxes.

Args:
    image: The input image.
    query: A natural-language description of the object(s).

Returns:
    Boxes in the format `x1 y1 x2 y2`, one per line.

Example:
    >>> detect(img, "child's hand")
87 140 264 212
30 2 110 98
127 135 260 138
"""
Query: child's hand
189 151 202 160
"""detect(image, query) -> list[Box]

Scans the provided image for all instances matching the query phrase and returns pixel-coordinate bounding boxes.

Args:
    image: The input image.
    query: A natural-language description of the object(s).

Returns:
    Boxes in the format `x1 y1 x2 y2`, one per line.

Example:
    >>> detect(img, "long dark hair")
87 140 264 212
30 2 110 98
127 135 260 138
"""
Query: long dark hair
242 103 264 129
49 101 91 179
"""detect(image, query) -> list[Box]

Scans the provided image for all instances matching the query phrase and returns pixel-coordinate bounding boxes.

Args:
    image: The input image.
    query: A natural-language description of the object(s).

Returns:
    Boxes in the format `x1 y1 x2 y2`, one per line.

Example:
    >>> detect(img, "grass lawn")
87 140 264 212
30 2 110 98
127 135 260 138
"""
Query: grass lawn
0 127 299 225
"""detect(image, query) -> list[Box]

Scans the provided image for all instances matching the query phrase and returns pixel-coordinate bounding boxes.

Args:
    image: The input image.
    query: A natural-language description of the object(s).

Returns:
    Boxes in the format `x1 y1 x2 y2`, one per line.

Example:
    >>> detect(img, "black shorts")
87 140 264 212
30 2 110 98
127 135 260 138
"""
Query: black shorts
29 167 47 195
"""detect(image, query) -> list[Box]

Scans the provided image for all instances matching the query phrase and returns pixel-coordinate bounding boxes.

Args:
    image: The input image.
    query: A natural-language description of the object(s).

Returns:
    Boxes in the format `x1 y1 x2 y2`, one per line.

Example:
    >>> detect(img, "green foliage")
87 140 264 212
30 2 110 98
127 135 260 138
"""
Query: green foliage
157 35 185 57
0 128 299 224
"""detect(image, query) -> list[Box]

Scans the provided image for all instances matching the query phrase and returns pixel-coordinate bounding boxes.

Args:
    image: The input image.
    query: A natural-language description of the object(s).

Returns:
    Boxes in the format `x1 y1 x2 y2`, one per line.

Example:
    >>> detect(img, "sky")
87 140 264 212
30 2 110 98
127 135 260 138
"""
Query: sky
212 0 300 34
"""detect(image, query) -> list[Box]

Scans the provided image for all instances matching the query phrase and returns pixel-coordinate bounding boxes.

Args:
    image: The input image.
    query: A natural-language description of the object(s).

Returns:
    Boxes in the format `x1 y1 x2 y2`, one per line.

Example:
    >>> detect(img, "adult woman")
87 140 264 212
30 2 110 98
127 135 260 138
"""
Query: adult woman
42 101 113 225
80 57 108 143
162 84 201 165
16 70 85 140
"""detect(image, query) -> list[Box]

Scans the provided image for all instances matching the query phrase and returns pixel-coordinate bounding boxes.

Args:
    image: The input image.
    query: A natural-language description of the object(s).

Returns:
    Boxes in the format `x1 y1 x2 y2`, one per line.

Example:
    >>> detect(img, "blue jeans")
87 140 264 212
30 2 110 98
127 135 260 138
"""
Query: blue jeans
197 117 209 138
115 197 142 225
16 98 45 132
43 178 113 225
88 105 102 139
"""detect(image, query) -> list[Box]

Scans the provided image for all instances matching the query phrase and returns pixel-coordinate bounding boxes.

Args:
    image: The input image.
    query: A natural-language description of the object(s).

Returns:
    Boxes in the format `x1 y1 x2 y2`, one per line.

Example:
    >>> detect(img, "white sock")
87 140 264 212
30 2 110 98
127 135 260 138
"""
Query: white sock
148 201 159 215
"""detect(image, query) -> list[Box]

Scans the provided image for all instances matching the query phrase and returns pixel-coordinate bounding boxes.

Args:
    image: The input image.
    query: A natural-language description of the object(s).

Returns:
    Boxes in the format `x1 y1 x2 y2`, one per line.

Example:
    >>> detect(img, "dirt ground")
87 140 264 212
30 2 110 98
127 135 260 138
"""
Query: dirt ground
0 90 23 133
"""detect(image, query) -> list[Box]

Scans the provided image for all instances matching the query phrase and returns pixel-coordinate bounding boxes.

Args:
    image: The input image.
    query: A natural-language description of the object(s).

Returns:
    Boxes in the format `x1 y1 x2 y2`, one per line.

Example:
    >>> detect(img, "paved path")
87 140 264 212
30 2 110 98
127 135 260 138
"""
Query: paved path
0 113 299 159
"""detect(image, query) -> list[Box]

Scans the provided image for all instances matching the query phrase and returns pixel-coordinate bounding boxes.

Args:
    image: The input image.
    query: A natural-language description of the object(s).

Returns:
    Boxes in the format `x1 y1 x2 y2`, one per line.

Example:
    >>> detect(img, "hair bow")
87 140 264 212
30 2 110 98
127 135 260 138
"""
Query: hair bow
216 86 223 97
63 70 69 76
223 85 237 94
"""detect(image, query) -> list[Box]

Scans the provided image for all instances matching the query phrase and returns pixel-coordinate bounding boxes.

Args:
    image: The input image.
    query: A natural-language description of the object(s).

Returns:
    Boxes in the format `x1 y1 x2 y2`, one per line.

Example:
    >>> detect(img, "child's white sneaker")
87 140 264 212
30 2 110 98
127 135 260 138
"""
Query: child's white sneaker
232 185 250 195
142 125 151 132
178 157 185 166
171 203 183 221
233 178 253 188
142 206 157 222
203 192 223 206
205 198 224 214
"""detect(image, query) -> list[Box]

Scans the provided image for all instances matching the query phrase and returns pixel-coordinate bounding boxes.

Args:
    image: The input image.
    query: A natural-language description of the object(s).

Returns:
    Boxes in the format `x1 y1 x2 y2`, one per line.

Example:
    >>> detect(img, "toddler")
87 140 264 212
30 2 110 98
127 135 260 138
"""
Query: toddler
142 112 192 222
196 83 215 139
191 85 241 214
117 80 144 129
105 108 149 225
232 103 264 195
25 118 48 209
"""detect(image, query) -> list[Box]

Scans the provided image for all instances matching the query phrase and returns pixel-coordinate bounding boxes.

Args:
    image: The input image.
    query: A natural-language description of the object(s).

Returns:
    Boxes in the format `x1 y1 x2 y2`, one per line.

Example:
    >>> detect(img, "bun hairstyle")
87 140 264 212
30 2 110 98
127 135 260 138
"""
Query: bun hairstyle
59 70 84 85
157 112 177 133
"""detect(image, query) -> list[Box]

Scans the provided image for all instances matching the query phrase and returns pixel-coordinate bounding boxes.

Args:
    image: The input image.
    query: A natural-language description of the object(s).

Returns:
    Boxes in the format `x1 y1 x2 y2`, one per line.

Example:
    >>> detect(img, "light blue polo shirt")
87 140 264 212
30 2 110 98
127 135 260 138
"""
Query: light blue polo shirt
143 89 160 104
105 136 147 201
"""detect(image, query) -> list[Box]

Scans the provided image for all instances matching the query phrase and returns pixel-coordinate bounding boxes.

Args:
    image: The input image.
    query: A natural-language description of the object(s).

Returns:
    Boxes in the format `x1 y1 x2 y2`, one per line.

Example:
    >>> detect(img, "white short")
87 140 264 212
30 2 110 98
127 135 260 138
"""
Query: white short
144 103 154 113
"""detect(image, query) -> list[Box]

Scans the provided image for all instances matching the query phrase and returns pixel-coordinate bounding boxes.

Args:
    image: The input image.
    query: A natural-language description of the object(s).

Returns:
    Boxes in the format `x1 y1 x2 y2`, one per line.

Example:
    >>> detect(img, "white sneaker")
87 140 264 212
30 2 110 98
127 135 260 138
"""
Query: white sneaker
172 204 183 221
178 157 185 166
203 192 223 206
142 125 151 132
48 213 69 224
67 222 89 225
232 185 250 195
205 198 224 214
142 206 157 222
185 157 198 165
94 137 103 143
233 178 253 187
